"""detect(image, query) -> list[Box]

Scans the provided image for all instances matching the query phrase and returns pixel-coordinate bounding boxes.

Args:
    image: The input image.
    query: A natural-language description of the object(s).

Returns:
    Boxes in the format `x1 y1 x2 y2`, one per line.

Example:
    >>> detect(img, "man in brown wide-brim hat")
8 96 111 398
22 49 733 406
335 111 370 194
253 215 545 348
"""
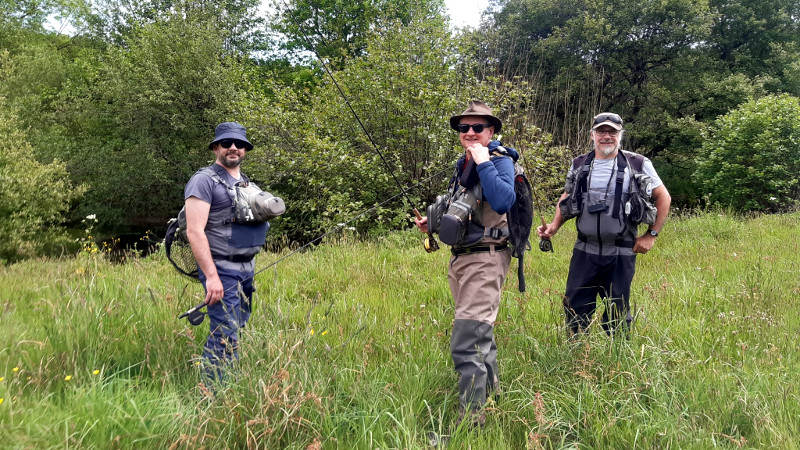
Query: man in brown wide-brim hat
415 100 518 428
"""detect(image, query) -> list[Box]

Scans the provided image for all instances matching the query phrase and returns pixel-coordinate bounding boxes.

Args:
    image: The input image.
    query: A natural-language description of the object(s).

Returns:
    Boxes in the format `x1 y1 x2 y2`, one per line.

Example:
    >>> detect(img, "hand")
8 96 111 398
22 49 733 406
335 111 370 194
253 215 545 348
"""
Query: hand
467 143 490 165
414 216 429 234
633 234 656 254
537 223 558 239
205 276 224 305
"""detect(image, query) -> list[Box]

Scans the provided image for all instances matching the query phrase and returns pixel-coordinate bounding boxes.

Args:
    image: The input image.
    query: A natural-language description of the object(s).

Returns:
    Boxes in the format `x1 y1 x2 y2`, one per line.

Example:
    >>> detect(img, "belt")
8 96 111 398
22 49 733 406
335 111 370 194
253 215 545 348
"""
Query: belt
213 254 255 263
577 233 634 248
451 243 509 256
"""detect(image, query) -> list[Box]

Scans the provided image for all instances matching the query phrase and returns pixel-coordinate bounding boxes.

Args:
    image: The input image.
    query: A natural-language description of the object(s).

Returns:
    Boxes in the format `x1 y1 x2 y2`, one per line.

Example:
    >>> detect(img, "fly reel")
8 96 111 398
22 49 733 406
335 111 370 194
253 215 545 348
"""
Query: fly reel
178 301 208 326
424 235 440 253
539 237 553 252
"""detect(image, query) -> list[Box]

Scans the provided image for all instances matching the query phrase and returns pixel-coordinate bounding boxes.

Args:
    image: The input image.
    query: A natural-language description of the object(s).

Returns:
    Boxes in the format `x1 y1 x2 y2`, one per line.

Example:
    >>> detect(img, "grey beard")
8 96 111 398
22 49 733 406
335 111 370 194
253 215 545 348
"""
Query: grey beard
600 145 618 156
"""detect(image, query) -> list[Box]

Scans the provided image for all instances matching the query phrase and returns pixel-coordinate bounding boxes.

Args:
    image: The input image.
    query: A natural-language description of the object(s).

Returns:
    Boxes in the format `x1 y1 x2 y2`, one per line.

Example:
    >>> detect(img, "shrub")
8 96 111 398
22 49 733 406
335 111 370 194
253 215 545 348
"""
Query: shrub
694 94 800 212
0 93 84 262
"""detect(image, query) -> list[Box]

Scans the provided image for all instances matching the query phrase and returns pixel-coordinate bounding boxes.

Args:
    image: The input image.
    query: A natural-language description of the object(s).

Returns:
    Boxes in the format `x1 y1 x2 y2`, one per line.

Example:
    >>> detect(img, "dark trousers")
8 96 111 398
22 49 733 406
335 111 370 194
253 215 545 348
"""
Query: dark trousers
199 265 254 383
563 248 636 335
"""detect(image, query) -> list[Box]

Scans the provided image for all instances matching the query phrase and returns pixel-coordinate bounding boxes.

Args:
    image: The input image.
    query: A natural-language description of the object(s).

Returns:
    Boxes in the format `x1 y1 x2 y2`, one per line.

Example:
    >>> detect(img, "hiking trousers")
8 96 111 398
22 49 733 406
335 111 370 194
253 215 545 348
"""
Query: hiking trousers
564 248 636 335
448 246 511 410
199 263 254 383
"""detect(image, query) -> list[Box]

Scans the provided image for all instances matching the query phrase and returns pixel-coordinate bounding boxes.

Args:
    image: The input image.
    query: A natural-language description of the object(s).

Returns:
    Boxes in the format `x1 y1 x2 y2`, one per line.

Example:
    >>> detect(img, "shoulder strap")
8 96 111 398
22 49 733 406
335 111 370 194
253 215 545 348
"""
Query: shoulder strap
612 152 629 219
574 151 594 205
624 152 645 173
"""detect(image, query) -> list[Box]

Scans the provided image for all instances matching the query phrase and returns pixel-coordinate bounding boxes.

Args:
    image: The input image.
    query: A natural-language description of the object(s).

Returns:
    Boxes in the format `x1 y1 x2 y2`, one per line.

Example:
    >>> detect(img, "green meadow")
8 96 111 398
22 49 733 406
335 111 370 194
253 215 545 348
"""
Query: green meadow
1 212 799 449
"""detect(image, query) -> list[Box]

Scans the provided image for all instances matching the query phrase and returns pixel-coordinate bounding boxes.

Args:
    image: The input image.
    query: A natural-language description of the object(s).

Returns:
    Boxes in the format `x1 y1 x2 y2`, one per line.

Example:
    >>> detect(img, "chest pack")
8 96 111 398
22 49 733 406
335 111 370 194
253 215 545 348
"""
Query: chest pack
426 141 534 292
164 166 285 279
559 151 656 226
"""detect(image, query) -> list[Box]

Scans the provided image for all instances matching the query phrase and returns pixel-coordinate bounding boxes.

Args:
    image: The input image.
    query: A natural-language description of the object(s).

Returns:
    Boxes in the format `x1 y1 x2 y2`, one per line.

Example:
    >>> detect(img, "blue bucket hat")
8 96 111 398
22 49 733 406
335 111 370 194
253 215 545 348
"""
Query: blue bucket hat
208 121 254 151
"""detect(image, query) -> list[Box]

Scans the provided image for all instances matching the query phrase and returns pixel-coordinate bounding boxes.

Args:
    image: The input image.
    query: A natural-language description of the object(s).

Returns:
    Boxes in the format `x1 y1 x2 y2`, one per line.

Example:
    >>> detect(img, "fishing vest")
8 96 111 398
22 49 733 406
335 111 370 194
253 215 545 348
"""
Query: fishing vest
179 166 285 262
431 155 510 249
559 150 657 252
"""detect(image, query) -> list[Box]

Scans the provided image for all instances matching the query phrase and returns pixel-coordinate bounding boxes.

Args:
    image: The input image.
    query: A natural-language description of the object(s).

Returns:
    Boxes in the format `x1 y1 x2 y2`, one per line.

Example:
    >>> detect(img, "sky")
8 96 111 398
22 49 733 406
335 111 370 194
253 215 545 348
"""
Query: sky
46 1 492 36
444 0 490 29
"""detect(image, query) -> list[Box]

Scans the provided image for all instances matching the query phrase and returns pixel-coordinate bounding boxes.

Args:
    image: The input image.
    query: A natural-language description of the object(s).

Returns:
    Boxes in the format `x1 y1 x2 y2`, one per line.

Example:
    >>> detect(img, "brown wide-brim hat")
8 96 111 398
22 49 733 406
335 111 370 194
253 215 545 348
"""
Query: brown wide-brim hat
449 100 502 133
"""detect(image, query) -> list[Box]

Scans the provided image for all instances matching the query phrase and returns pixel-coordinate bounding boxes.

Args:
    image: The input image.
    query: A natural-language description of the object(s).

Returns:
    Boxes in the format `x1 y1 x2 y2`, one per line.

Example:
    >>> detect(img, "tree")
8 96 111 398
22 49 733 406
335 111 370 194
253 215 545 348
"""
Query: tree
268 0 446 69
0 66 83 262
694 94 800 211
89 0 268 53
242 8 463 242
47 14 249 230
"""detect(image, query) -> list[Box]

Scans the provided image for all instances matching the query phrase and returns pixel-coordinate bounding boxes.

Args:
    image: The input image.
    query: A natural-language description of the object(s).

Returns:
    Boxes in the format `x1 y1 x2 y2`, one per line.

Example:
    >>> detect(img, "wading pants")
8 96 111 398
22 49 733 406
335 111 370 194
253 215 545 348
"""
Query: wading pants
199 262 254 383
564 248 636 335
448 246 511 411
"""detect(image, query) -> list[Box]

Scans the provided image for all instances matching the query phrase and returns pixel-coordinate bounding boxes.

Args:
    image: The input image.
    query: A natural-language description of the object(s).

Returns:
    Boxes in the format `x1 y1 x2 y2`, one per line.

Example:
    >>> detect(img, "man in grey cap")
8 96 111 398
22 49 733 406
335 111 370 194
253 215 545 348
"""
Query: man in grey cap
537 112 671 336
184 121 266 384
415 100 518 427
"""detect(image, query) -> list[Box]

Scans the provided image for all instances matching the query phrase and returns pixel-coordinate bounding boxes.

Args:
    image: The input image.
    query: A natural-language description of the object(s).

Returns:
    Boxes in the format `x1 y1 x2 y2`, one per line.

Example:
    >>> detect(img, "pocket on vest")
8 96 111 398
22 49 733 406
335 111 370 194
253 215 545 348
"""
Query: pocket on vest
229 222 268 248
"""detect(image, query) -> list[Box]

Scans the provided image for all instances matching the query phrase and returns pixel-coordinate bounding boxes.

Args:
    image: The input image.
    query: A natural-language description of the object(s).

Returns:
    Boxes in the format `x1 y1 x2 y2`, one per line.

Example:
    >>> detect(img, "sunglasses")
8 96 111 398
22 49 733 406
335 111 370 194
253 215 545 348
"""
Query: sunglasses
457 123 489 133
594 129 620 136
218 139 248 149
593 113 623 125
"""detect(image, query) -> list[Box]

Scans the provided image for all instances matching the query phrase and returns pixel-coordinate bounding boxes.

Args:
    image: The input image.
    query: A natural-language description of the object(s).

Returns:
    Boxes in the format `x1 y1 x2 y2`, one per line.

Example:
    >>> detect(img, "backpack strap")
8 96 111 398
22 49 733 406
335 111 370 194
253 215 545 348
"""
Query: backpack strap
625 152 645 173
574 152 593 210
612 152 628 219
197 165 250 228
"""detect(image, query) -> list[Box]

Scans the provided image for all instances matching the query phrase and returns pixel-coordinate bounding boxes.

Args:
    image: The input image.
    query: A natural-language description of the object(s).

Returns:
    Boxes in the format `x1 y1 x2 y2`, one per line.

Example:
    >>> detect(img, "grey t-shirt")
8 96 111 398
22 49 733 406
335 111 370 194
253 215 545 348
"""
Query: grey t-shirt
184 164 242 212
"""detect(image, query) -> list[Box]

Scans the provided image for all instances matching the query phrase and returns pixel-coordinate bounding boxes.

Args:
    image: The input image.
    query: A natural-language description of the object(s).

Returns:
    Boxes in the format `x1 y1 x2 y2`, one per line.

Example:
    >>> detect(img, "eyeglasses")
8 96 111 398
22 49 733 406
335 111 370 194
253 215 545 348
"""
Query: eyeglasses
593 113 623 125
594 129 620 136
218 139 248 149
457 123 489 133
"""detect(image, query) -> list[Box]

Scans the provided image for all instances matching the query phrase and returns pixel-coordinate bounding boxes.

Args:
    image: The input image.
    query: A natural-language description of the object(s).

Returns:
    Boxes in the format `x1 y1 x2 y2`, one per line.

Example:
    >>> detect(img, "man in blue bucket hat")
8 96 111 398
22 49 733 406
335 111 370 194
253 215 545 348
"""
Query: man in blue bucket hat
184 121 281 385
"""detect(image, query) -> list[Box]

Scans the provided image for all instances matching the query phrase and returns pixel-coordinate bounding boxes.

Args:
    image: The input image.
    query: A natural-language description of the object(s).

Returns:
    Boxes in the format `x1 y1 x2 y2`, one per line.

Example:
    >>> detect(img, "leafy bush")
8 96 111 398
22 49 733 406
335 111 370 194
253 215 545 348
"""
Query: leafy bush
0 91 84 262
694 94 800 212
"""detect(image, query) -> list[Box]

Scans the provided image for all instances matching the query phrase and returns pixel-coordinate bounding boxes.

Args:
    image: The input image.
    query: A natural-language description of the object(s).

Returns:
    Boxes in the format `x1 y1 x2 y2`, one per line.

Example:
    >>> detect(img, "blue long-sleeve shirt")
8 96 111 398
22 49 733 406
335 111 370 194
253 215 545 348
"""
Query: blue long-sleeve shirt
455 141 517 214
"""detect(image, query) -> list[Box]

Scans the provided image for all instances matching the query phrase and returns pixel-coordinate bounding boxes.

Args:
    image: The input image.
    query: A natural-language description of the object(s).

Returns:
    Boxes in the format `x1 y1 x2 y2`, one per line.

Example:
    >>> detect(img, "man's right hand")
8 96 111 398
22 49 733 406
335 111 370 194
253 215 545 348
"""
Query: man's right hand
414 216 429 234
537 223 558 239
205 276 224 305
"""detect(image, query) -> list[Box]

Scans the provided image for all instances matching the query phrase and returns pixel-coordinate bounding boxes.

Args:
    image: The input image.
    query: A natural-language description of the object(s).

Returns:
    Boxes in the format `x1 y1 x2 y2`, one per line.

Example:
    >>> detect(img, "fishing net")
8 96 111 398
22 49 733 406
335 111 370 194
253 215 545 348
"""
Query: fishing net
164 218 199 281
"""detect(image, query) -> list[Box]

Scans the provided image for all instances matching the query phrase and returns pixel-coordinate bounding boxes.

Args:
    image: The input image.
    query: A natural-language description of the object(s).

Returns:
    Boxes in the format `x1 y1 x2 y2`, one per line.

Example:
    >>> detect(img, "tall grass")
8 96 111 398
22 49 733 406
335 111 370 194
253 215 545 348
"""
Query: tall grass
1 212 799 448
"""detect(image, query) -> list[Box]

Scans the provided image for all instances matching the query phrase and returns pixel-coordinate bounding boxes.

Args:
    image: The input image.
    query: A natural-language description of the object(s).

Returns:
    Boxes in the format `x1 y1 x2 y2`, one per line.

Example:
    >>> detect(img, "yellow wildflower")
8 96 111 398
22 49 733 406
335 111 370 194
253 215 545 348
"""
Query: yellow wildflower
321 330 329 336
0 377 4 382
93 369 100 375
65 375 72 381
0 398 4 405
310 329 315 335
12 367 19 373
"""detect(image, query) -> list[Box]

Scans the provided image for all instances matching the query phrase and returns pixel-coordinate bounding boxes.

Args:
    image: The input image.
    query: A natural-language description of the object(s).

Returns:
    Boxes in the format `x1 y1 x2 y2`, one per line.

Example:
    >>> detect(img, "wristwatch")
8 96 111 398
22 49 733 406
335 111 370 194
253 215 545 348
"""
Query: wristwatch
647 229 659 237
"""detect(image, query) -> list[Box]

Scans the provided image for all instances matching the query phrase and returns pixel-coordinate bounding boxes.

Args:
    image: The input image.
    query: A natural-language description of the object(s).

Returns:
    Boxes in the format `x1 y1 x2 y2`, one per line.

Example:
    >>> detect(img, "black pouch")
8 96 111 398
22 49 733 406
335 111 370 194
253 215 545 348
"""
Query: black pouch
439 200 471 246
559 194 581 220
587 201 608 214
426 194 449 234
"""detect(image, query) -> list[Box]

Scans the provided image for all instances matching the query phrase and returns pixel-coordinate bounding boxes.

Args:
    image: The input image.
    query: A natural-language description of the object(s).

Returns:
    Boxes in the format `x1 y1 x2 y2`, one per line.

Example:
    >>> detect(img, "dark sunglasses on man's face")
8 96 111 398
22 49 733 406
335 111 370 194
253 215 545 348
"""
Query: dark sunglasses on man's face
218 139 248 149
457 123 489 133
593 114 622 125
